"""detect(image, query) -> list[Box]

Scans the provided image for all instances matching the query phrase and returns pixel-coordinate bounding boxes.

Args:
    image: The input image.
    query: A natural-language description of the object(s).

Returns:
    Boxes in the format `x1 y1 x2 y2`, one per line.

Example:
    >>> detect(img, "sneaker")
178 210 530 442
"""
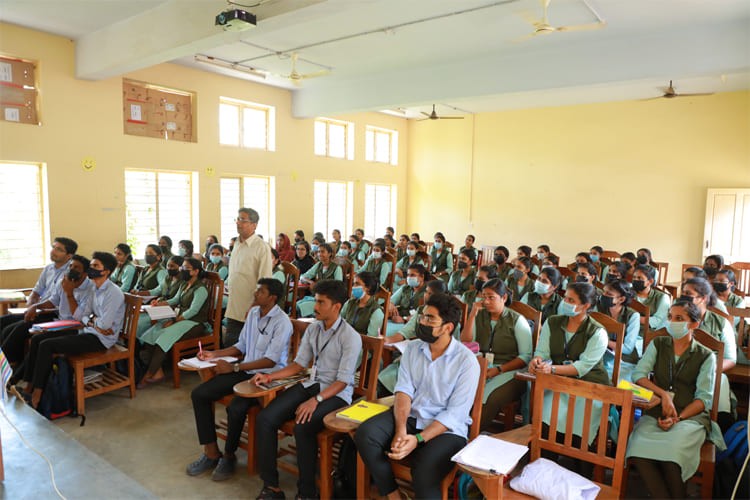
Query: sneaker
211 455 236 481
256 486 285 499
186 454 221 476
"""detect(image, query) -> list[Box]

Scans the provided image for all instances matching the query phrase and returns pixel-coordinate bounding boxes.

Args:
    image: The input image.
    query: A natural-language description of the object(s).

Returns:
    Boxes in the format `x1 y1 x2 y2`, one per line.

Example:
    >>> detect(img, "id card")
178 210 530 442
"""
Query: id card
309 365 317 383
484 352 495 365
666 391 675 401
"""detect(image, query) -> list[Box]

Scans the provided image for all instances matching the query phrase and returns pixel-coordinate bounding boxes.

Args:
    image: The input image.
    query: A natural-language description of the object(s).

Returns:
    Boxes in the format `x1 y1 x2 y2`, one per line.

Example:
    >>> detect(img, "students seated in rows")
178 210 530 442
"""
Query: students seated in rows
462 265 498 305
179 239 195 259
133 244 168 293
393 241 425 289
340 272 384 337
492 245 513 281
528 283 610 447
292 240 315 275
355 294 480 500
626 301 720 499
186 279 292 481
506 256 534 301
159 235 174 261
19 252 125 409
463 279 532 430
348 233 367 269
632 264 670 332
139 257 210 386
204 244 228 281
253 280 361 500
459 234 476 254
516 245 540 274
4 255 93 380
111 243 137 292
328 229 342 255
360 240 392 285
521 266 563 323
703 254 724 278
300 243 342 285
395 234 409 261
430 232 453 282
681 277 736 430
597 279 640 381
388 264 428 325
448 248 477 296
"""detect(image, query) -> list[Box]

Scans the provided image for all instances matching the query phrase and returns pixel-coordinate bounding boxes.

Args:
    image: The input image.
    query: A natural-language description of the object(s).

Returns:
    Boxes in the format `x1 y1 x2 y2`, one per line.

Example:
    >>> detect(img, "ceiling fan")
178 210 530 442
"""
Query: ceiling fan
643 80 714 100
277 52 330 85
518 0 606 40
418 104 464 121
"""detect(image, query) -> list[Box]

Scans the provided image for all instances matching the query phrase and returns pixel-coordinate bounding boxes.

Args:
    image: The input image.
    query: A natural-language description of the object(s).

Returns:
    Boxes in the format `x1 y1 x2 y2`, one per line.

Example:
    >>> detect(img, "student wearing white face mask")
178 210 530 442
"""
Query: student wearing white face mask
205 244 228 280
505 256 534 302
360 240 392 286
535 244 551 265
521 266 564 323
394 241 425 290
430 232 453 282
340 272 384 337
348 234 366 270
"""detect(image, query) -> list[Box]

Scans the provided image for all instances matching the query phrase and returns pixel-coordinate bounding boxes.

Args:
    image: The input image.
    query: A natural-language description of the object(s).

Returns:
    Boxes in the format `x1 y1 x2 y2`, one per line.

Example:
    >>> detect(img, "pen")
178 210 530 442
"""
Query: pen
198 341 203 356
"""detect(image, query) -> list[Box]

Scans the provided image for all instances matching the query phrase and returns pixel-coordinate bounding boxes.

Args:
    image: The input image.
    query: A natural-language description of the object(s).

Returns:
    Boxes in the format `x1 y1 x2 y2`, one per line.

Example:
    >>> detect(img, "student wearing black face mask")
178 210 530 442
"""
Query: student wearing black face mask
714 269 745 314
135 256 185 338
632 265 670 333
355 294 480 500
597 279 640 379
492 246 513 281
448 248 477 296
703 254 724 279
133 244 167 294
159 235 174 261
462 265 497 305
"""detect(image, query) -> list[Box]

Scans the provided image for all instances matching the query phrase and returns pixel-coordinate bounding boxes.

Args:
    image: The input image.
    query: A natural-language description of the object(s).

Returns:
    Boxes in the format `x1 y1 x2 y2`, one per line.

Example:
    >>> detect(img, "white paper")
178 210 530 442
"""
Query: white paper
178 356 238 369
130 104 142 121
0 62 12 82
166 121 177 131
4 108 19 122
390 340 410 354
165 102 176 111
451 434 528 474
144 305 176 320
509 457 600 500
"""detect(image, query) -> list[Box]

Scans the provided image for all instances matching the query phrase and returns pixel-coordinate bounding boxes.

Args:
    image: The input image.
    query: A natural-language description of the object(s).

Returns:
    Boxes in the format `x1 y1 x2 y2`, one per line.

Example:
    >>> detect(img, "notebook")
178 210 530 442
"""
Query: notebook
336 401 390 423
617 379 654 402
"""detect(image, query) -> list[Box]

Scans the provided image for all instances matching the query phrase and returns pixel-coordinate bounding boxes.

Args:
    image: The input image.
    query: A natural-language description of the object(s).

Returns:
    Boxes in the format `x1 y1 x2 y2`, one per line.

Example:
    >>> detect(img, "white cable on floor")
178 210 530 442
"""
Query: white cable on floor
1 390 67 500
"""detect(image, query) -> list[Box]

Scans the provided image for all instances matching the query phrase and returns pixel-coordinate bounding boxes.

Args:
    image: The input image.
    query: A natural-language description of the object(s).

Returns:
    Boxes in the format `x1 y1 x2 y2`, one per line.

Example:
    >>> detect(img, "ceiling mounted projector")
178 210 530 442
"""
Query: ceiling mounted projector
215 9 257 31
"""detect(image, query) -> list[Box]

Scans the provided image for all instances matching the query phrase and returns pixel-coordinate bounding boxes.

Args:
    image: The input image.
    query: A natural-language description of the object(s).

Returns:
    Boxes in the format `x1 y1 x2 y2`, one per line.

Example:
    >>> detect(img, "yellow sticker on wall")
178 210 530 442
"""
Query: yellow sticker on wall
82 157 96 172
291 170 298 181
205 166 215 176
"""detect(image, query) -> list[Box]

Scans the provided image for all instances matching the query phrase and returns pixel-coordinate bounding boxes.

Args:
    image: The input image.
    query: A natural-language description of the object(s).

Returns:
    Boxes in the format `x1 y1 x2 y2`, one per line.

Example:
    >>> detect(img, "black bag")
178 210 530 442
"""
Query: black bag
37 357 75 420
332 435 357 499
713 420 749 499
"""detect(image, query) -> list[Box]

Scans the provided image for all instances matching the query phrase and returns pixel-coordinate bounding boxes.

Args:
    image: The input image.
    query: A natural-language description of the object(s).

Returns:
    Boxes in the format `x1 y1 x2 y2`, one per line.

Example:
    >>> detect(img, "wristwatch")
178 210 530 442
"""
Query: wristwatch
415 433 425 446
233 363 240 373
551 366 556 375
315 394 324 403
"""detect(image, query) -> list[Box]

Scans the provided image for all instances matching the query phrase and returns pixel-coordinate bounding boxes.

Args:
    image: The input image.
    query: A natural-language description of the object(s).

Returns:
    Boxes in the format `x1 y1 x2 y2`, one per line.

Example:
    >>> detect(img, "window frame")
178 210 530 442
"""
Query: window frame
219 174 276 245
313 179 354 239
314 117 355 160
219 96 276 151
365 125 398 166
364 183 398 241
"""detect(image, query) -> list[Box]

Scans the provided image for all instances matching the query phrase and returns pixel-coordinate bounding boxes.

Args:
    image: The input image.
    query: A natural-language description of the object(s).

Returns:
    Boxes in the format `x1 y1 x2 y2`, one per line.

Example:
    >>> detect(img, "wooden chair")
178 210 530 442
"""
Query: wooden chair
67 293 143 422
726 306 749 418
651 261 669 287
601 250 621 260
708 305 733 325
171 271 223 388
382 356 488 500
381 252 397 290
729 262 750 295
589 311 625 385
681 263 702 278
361 239 373 257
476 249 484 267
281 261 300 318
480 245 496 266
374 286 392 336
628 299 650 341
661 283 678 300
509 301 542 350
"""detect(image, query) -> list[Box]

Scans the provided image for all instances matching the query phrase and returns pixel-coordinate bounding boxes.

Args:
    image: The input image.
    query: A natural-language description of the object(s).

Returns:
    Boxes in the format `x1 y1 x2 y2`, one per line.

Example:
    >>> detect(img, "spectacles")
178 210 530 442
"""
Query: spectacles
418 313 445 326
235 217 253 223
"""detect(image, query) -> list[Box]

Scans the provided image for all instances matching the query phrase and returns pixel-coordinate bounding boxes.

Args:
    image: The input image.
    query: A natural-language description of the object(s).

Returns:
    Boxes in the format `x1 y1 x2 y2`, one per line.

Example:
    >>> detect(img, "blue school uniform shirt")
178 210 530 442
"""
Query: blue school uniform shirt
81 279 125 349
235 304 293 373
32 261 71 301
47 278 94 322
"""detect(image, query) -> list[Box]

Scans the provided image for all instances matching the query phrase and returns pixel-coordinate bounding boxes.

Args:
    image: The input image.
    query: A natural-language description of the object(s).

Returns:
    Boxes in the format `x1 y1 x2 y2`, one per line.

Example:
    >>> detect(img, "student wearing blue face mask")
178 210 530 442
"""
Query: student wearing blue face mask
589 245 607 280
339 272 384 337
388 264 428 325
348 234 366 270
429 232 453 282
521 266 564 323
205 244 228 281
360 240 392 286
505 256 534 302
178 239 195 259
393 241 425 290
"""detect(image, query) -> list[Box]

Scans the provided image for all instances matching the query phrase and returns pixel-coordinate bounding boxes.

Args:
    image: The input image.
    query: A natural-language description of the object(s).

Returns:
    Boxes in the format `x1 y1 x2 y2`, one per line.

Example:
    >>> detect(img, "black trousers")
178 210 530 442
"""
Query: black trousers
191 371 255 453
354 410 467 499
223 318 244 348
24 333 105 389
19 329 77 384
1 313 57 364
255 383 346 497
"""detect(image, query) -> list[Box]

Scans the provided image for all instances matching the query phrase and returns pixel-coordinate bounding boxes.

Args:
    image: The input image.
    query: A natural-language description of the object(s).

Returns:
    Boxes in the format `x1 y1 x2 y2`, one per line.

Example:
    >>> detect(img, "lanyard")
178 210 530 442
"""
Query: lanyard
563 331 579 361
257 315 272 335
486 314 504 354
668 343 687 391
315 320 342 364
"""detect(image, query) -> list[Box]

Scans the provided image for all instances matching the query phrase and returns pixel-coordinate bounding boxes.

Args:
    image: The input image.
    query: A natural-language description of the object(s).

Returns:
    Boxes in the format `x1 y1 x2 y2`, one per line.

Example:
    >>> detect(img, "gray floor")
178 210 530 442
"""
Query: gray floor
1 370 298 499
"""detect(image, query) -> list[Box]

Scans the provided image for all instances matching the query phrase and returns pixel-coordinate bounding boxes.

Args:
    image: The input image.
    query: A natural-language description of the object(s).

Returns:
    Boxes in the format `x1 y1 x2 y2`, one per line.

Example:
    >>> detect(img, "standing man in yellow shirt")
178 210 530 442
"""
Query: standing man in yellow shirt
225 208 272 346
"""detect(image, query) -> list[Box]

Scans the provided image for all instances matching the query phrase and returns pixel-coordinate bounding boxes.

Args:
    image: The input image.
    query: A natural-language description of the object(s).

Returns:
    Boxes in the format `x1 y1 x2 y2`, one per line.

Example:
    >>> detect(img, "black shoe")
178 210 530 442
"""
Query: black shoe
186 454 221 476
294 493 319 500
256 486 285 500
211 455 236 481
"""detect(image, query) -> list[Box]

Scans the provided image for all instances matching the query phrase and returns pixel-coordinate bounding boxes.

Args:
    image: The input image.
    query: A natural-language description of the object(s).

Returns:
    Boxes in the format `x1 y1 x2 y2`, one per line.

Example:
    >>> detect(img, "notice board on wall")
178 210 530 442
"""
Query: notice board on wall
123 79 195 142
0 55 39 125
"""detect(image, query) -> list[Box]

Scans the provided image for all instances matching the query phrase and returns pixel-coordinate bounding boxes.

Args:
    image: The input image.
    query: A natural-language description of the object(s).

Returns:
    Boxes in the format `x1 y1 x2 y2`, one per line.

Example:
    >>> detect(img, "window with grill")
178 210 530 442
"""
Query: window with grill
364 184 397 240
220 176 276 245
314 180 353 240
365 126 398 165
0 162 48 269
124 169 195 257
314 118 354 160
219 97 276 151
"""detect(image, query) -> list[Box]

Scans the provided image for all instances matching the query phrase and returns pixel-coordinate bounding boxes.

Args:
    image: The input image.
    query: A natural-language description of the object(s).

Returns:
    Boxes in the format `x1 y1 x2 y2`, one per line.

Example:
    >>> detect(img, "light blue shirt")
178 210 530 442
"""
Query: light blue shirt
32 261 71 301
394 337 481 438
294 317 362 404
82 279 125 349
47 278 94 322
235 304 292 374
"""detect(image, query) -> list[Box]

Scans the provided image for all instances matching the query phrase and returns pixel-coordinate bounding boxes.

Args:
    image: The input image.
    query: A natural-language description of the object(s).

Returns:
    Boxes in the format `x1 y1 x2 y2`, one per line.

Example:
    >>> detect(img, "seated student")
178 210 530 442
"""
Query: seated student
703 254 724 279
575 262 602 296
18 251 125 409
133 244 168 293
516 245 540 275
596 279 640 381
136 255 186 337
354 228 370 255
505 256 534 302
4 255 94 379
535 244 551 263
275 233 295 263
354 294 480 500
360 240 392 286
635 247 660 283
603 260 630 284
178 239 195 259
713 268 746 327
394 241 425 289
203 235 219 262
528 283 610 447
395 234 409 261
292 241 315 275
430 232 453 282
205 244 228 281
300 243 342 284
683 265 707 282
334 240 354 266
568 251 592 271
459 234 476 254
388 264 428 324
293 229 305 245
409 232 422 245
186 279 292 481
159 235 174 261
521 266 564 323
681 277 736 430
626 301 719 499
328 229 342 255
385 226 395 239
620 252 637 280
270 249 285 285
383 234 396 251
589 245 607 280
340 272 384 337
462 279 532 430
226 237 237 260
111 243 137 292
348 234 367 269
310 235 326 262
492 246 513 281
462 265 498 305
632 264 670 332
139 257 210 386
448 248 477 296
253 280 361 500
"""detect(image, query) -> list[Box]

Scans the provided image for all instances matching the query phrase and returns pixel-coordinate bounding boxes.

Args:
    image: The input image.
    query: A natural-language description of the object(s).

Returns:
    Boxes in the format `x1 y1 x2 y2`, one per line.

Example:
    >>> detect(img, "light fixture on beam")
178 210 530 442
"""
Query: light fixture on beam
194 54 267 79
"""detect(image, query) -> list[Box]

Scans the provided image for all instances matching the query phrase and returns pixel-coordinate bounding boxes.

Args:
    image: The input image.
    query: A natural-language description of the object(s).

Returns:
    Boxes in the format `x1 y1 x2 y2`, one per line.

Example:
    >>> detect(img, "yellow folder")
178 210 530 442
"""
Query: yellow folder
336 401 390 423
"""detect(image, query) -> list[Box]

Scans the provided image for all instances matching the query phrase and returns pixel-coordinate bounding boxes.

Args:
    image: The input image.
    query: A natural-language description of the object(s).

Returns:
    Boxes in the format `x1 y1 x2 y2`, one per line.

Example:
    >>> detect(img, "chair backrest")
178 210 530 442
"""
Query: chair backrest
361 239 373 256
661 284 678 300
681 263 702 278
469 356 489 440
121 293 143 355
601 250 621 260
556 266 576 281
281 261 300 318
290 319 312 362
708 305 733 325
589 311 625 385
530 373 633 495
355 333 385 400
385 246 397 258
628 299 650 337
643 327 668 354
508 300 542 350
480 245 495 266
729 262 750 295
133 265 144 289
727 306 749 354
457 299 468 335
694 329 724 422
381 252 397 290
203 271 223 345
651 261 669 286
374 286 391 336
476 249 484 267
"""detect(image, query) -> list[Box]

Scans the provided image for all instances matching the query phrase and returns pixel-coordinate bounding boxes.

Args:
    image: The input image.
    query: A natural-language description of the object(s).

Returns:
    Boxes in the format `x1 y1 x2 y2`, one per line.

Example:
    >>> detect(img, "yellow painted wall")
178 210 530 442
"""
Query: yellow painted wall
407 92 750 281
0 23 408 287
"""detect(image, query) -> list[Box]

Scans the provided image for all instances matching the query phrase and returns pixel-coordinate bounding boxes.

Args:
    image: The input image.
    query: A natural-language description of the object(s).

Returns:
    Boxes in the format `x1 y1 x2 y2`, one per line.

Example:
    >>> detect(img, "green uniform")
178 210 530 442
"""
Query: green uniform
448 268 476 296
340 296 383 337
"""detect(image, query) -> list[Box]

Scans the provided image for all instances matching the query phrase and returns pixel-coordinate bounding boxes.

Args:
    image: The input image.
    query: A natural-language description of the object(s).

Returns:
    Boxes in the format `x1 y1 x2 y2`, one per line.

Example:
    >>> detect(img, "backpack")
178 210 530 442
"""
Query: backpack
713 420 749 499
332 435 357 499
37 357 75 420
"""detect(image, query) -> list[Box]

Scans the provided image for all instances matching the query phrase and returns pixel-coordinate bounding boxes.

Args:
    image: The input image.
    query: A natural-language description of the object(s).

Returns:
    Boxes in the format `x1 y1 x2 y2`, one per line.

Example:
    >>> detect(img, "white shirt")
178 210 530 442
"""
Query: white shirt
226 233 273 321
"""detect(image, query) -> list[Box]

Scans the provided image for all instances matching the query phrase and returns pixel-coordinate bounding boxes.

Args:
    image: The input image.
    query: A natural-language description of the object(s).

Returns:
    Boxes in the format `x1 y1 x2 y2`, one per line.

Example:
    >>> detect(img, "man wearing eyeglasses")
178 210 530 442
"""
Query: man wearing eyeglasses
225 208 272 346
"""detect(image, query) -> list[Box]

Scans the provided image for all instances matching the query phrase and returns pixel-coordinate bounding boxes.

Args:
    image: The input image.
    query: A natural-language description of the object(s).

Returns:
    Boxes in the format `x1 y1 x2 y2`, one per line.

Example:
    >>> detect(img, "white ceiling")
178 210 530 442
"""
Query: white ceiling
1 0 749 118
